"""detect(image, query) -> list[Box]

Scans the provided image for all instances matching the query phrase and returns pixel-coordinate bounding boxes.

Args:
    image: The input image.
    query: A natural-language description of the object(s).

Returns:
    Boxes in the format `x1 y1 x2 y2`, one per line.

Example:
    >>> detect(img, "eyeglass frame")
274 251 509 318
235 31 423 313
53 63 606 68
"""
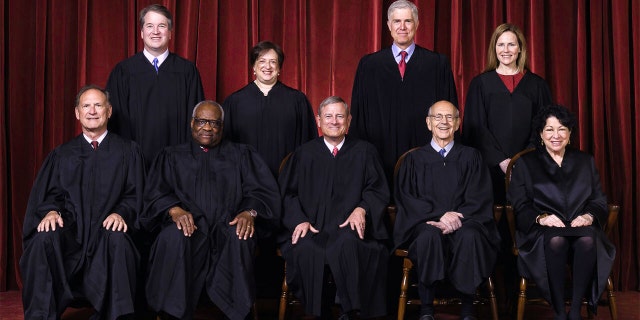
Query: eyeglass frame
428 113 459 122
193 117 223 128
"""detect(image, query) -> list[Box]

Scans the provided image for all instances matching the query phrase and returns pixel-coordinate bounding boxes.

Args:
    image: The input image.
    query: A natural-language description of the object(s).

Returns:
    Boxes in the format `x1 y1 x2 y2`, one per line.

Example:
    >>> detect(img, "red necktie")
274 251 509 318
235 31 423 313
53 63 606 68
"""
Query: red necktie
332 146 338 157
398 51 407 79
91 141 99 150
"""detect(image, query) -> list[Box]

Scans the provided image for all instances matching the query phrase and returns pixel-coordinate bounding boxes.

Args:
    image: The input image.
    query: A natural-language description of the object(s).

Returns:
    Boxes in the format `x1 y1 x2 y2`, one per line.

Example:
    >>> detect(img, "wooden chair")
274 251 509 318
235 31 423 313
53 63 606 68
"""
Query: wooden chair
504 148 618 320
392 147 500 320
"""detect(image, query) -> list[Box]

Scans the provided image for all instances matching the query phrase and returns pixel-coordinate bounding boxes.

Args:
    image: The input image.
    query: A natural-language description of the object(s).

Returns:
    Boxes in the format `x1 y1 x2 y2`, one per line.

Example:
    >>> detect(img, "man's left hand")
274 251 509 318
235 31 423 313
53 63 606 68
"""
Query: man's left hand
339 207 367 239
229 211 255 240
103 213 128 232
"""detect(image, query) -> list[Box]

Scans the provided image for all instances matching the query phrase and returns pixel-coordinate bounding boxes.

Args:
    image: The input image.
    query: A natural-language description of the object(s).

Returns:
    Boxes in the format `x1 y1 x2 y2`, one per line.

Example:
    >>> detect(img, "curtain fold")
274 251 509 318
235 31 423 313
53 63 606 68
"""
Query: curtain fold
1 0 638 292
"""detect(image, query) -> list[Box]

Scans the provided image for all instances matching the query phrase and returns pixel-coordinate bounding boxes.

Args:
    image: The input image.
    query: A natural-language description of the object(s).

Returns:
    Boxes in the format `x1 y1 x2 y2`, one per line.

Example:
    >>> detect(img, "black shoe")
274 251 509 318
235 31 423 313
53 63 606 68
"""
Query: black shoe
419 315 435 320
460 316 477 320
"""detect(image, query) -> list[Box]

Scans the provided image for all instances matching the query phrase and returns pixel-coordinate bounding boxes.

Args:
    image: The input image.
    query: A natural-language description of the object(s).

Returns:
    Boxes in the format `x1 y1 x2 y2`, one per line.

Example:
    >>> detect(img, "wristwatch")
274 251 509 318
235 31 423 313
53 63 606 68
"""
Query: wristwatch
248 209 258 218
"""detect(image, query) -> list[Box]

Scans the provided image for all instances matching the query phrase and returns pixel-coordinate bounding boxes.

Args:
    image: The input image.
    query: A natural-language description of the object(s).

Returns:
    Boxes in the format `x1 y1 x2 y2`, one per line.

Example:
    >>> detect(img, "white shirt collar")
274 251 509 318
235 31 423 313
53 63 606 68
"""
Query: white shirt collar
83 130 108 145
324 137 346 153
143 49 169 66
431 140 454 156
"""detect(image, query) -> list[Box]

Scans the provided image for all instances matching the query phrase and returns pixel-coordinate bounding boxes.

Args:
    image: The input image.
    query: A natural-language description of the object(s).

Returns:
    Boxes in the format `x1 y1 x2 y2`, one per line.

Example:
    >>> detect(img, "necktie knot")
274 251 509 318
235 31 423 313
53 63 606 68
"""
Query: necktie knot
398 51 407 79
153 57 159 73
91 141 99 150
439 148 446 157
332 146 339 157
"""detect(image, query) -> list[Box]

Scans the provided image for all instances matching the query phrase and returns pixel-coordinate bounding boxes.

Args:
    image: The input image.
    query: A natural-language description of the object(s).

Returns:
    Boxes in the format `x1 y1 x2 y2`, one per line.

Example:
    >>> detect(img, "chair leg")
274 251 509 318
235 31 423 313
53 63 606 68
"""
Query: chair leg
279 264 288 320
606 276 618 320
516 277 527 320
252 303 259 320
486 276 499 320
397 258 412 320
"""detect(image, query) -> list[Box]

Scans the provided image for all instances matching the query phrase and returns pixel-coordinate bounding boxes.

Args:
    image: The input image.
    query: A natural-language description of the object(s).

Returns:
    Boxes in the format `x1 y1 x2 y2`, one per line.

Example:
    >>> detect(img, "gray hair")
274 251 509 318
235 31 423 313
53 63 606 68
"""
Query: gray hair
192 100 224 121
75 84 110 108
387 0 419 24
318 96 349 116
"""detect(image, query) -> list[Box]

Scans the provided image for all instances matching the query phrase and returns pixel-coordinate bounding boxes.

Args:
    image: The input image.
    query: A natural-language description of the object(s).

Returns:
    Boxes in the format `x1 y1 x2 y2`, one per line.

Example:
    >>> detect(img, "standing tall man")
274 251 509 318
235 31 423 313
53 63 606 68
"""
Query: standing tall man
106 3 204 168
20 85 144 320
350 0 458 186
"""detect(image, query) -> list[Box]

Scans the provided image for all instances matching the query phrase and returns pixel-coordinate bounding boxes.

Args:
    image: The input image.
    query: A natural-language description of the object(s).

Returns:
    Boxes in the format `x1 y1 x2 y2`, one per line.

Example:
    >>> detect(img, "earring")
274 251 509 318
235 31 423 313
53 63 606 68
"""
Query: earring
541 140 544 146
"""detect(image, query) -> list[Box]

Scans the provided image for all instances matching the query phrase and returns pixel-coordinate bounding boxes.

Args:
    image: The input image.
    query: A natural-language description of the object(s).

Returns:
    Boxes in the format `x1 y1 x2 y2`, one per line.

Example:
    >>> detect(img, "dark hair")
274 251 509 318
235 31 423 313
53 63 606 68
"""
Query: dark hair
75 84 110 107
250 41 285 69
532 104 576 145
139 4 173 31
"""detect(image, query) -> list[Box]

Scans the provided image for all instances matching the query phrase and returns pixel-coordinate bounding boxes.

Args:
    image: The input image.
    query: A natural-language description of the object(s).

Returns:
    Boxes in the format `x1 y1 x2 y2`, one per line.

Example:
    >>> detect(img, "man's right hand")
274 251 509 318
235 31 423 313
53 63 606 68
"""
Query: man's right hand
169 206 197 237
37 210 64 232
291 222 319 245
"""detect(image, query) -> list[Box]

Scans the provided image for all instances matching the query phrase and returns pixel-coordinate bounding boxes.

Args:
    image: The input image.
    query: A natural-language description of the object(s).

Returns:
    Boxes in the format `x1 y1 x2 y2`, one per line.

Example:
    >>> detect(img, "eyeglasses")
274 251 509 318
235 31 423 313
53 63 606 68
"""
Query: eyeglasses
193 118 222 128
428 114 458 122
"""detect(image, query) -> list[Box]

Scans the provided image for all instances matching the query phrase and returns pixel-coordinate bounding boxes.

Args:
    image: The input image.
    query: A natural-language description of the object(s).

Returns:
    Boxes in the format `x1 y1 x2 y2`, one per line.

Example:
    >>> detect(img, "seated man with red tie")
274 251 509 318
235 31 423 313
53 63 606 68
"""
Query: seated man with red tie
278 96 390 319
20 85 144 320
393 100 500 320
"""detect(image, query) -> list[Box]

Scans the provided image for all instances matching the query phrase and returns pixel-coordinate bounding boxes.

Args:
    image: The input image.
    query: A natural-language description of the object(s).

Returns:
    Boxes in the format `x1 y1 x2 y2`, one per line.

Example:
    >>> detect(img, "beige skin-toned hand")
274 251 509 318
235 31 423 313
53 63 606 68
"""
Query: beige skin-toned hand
229 211 255 240
103 213 128 232
570 214 594 227
291 222 320 244
499 158 511 174
539 214 566 227
338 207 367 239
37 210 64 232
427 211 464 234
169 206 197 237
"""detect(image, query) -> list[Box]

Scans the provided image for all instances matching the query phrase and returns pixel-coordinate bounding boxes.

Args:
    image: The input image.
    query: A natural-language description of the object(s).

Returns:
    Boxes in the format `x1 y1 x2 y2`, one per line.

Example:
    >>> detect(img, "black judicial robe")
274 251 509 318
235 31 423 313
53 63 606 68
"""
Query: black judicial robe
223 81 318 177
394 144 500 293
106 52 204 168
140 140 281 320
462 71 552 201
20 133 144 319
278 136 390 317
507 147 614 311
350 45 458 184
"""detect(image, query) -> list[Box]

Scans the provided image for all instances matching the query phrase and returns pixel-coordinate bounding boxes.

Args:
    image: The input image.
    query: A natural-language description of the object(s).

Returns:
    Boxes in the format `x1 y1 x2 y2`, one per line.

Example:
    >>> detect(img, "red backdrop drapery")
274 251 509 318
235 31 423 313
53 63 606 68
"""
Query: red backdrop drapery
1 0 638 292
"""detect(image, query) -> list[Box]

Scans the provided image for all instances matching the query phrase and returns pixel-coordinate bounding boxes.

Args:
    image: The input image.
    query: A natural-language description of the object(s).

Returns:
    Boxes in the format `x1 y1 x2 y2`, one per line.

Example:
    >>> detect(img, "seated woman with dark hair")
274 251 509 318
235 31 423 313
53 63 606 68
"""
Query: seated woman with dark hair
507 104 615 320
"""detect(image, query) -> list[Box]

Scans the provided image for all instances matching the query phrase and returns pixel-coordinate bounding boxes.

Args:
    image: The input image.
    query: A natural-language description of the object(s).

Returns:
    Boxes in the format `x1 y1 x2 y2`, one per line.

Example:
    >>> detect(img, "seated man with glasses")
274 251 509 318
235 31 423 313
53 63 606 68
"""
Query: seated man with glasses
139 100 281 320
393 100 500 320
278 96 390 319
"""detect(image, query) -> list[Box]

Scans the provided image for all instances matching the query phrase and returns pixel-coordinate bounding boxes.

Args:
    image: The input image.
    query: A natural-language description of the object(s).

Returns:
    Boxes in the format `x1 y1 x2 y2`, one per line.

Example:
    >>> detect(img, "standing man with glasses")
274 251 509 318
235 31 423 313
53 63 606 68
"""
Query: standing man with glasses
278 96 390 319
106 3 204 169
350 0 458 189
394 100 500 320
20 85 144 320
139 101 281 320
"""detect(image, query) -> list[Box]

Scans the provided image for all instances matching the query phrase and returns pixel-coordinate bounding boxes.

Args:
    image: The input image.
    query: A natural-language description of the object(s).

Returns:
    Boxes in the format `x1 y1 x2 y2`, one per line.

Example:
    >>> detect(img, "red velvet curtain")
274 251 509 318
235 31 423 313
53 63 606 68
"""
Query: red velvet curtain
1 0 638 292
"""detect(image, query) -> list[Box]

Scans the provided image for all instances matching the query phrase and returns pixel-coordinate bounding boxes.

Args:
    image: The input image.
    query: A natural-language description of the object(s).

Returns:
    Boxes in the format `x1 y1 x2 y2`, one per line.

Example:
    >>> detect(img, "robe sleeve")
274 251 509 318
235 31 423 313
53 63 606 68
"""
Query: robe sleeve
22 151 66 241
111 142 145 225
393 153 439 246
139 149 183 232
462 76 505 167
349 57 369 141
455 148 495 223
508 156 543 233
359 144 390 240
278 151 309 232
437 54 459 107
105 64 132 140
582 156 608 227
238 146 281 223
